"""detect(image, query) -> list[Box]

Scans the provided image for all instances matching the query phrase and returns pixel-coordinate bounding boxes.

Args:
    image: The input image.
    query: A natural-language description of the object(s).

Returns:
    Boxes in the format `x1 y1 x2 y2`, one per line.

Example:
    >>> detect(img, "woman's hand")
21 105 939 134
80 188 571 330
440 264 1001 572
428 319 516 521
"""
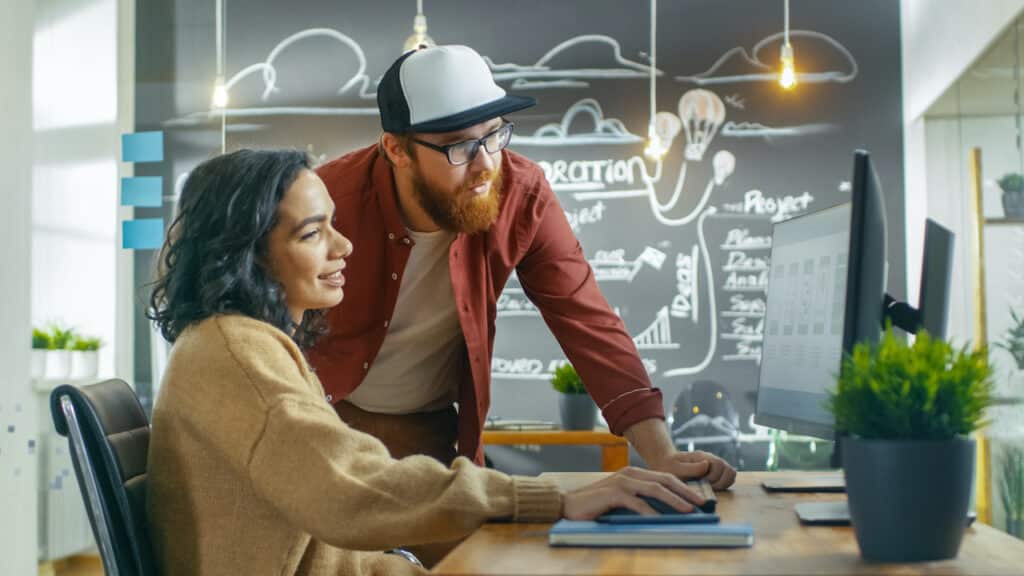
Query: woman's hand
561 467 707 521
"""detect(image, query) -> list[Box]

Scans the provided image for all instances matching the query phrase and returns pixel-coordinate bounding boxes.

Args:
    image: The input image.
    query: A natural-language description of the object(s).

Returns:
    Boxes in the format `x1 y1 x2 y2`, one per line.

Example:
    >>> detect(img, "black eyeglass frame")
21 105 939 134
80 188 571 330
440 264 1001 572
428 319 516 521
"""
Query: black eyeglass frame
409 122 515 166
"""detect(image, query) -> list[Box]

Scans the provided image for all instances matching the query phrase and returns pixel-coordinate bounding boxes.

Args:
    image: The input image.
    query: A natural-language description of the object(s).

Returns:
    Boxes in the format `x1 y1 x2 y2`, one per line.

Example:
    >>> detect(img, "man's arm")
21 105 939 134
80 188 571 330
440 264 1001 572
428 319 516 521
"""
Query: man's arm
513 170 735 487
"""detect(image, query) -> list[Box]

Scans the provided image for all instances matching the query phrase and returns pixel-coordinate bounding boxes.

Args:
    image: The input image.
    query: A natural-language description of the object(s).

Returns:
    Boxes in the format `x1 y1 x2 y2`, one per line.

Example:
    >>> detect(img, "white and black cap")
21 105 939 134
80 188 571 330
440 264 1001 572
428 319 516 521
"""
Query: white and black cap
377 45 536 134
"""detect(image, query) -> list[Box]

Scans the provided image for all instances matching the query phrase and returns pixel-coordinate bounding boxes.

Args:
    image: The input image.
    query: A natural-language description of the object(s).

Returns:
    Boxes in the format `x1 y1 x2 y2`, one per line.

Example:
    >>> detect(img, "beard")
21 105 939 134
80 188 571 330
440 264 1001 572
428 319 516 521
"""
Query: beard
410 163 503 234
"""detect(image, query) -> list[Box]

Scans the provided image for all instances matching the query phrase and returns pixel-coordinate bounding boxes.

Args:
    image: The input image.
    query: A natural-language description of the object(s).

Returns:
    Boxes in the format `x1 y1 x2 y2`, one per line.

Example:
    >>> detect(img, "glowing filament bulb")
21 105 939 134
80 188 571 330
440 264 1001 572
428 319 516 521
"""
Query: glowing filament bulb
779 43 797 90
212 78 229 108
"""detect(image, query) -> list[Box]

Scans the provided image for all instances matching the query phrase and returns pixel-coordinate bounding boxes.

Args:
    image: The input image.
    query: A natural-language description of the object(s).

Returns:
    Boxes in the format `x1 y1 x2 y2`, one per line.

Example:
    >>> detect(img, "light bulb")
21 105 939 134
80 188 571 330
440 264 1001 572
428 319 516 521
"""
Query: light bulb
779 43 797 90
403 14 435 51
643 124 668 160
212 79 229 108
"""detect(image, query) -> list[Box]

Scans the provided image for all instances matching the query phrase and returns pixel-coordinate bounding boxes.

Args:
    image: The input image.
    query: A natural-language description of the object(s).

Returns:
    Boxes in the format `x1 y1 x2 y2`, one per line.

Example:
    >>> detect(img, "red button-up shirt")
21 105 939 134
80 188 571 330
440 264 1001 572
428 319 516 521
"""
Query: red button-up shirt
310 144 664 463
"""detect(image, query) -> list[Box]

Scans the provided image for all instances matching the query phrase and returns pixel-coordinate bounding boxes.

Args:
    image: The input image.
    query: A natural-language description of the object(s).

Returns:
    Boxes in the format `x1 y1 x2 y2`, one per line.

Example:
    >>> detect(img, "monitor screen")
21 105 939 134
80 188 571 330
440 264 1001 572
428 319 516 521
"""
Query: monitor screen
756 202 851 440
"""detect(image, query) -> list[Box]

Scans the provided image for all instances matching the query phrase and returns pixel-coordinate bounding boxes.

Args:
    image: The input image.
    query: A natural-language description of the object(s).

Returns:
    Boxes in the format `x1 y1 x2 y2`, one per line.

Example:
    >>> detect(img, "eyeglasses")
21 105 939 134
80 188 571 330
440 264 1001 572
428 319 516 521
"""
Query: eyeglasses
410 122 514 166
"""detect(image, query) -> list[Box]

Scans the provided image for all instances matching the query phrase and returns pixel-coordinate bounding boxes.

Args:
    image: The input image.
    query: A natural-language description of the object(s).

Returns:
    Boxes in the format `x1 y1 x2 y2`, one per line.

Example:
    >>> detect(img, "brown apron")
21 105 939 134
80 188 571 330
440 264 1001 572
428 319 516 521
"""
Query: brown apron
332 400 458 465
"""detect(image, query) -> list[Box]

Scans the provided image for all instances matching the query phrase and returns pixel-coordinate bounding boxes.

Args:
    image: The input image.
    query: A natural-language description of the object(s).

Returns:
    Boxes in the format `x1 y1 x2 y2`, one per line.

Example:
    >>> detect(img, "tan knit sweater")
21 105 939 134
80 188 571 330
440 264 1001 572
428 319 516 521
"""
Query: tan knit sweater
147 315 562 576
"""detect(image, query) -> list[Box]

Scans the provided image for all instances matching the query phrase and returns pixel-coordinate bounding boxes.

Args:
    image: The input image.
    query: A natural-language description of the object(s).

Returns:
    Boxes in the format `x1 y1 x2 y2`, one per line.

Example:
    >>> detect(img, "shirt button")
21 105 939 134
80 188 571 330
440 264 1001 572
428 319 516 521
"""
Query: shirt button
388 232 395 240
363 362 369 370
383 320 389 328
392 272 398 280
402 237 411 245
325 394 333 402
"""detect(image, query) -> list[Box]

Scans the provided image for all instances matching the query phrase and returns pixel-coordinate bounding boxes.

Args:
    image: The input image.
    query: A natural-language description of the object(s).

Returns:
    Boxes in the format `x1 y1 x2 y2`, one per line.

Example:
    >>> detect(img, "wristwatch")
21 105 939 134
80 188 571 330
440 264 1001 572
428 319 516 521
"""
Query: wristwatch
385 548 424 567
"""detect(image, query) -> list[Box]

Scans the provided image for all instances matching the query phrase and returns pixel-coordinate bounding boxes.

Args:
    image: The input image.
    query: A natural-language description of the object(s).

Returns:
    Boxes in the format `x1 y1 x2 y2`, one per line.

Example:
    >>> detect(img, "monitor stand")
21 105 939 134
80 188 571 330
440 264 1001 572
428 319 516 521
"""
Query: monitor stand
762 441 849 525
761 437 846 493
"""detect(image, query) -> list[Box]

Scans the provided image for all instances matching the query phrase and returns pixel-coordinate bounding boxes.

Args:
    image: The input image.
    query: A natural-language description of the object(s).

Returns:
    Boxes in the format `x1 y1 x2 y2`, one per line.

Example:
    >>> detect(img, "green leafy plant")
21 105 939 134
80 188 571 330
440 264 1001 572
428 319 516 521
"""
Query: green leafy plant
1000 446 1024 527
48 325 76 350
32 328 51 350
999 173 1024 194
550 363 586 395
71 336 102 352
996 308 1024 371
827 327 994 440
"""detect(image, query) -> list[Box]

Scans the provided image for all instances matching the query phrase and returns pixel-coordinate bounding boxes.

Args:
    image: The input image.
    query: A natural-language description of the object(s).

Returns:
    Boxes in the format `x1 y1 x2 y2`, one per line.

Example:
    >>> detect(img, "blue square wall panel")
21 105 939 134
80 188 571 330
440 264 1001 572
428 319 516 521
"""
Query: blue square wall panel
122 218 164 250
121 176 163 207
121 131 164 163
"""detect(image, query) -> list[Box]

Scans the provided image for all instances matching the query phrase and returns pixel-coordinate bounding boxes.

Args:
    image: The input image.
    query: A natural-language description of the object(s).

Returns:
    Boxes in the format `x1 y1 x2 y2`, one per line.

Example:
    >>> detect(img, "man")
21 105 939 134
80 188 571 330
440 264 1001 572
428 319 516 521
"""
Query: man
310 45 736 490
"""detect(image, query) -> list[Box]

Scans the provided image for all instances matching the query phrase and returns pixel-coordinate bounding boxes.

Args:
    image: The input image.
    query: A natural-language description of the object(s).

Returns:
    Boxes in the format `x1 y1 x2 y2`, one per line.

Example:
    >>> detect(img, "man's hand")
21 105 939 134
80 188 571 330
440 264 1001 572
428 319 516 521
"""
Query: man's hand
561 467 707 520
648 450 737 490
623 418 737 490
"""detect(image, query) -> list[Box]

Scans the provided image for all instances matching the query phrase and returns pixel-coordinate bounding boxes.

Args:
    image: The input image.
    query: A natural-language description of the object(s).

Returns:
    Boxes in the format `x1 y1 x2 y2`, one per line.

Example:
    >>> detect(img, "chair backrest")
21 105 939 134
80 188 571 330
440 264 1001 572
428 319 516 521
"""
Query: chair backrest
50 379 155 576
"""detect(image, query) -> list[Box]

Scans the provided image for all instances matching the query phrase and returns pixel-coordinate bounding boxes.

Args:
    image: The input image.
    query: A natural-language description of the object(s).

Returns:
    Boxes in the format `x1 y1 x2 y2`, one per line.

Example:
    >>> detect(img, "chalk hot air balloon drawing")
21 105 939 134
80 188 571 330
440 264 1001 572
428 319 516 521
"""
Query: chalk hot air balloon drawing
679 89 726 162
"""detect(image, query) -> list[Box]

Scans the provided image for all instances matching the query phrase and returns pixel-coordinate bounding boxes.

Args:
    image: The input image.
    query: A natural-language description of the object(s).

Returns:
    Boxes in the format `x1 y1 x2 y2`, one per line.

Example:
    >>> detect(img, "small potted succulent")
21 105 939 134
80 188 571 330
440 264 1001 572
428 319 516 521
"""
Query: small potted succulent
70 335 102 379
31 328 50 379
1000 445 1024 539
997 173 1024 219
550 363 596 430
827 327 993 562
45 324 76 379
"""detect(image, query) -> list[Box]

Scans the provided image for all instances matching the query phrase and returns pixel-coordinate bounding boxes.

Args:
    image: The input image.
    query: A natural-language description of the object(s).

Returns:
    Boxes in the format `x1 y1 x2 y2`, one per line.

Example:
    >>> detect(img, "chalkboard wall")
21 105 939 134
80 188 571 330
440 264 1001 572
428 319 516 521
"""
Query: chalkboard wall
135 0 904 471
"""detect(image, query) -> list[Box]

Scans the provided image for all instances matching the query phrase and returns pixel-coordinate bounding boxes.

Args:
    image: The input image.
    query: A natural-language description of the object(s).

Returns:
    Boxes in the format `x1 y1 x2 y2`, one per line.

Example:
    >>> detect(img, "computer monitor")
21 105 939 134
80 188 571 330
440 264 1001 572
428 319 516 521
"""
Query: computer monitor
754 150 954 463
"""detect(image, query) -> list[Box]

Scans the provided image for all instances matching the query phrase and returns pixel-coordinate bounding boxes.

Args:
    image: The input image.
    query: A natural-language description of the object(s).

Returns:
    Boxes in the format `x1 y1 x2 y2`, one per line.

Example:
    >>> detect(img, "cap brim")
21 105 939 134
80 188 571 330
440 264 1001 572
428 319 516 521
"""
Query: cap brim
409 95 536 133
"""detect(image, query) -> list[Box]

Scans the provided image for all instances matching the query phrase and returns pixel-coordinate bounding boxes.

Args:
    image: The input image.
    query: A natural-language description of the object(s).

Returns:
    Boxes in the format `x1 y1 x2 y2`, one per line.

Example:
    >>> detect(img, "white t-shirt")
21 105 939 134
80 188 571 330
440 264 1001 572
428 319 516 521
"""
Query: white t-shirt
344 228 465 414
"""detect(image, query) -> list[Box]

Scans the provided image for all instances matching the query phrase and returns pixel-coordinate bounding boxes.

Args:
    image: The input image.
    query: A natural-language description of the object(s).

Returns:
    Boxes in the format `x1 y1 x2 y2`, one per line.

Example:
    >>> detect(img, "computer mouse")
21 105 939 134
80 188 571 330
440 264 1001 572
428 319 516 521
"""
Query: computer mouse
604 494 715 516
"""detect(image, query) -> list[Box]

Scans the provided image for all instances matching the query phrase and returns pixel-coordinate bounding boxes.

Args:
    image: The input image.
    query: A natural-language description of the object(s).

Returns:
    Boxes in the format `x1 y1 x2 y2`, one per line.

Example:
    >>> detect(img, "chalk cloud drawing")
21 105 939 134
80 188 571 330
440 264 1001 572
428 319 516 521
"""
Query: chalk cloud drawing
721 121 835 138
485 35 662 90
165 27 382 127
225 28 377 102
512 98 642 146
675 30 858 86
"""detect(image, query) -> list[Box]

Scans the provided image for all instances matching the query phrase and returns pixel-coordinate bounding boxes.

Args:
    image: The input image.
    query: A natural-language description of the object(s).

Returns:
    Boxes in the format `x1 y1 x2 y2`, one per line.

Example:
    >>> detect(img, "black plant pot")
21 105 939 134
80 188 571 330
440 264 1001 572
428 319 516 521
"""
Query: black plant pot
843 436 974 562
1004 190 1024 219
559 393 596 430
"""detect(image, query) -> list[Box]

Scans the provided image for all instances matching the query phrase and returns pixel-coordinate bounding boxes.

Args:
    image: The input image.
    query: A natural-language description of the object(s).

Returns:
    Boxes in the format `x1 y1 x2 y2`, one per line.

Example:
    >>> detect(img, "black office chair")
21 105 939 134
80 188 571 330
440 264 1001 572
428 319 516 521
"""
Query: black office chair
50 379 155 576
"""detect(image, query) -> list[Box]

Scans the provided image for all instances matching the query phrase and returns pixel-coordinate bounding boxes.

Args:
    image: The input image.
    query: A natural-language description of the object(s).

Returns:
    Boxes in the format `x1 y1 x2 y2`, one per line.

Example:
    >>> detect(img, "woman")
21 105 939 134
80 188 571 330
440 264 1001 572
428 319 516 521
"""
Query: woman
146 149 705 576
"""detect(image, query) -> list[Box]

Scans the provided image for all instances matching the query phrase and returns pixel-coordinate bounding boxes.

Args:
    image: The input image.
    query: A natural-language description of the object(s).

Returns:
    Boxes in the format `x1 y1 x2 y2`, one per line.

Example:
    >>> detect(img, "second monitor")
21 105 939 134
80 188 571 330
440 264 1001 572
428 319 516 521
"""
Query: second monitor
754 150 954 491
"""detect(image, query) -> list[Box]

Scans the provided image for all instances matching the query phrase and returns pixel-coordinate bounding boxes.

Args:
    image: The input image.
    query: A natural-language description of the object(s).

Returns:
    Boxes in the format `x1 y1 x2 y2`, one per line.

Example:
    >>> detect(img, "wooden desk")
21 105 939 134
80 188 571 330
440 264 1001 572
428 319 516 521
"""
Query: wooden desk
481 429 629 472
432 471 1024 575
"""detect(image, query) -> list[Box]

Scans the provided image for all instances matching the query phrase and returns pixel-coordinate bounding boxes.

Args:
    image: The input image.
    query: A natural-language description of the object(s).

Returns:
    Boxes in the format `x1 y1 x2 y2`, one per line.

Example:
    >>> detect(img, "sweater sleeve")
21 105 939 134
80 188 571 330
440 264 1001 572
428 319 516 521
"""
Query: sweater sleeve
247 397 561 551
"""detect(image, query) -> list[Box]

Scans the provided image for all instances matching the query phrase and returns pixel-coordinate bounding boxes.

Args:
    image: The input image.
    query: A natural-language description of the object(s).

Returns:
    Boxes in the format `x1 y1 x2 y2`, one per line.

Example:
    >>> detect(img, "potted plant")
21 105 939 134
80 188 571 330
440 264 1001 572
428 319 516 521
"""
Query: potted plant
827 327 993 562
997 172 1024 219
1000 445 1024 539
551 363 596 430
45 324 75 379
70 335 102 379
996 307 1024 372
31 328 50 379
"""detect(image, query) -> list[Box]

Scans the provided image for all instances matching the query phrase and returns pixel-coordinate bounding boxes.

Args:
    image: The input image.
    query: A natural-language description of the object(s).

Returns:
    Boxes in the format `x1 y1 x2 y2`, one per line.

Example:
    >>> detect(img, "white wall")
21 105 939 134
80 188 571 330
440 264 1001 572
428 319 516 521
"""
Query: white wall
0 0 133 568
902 0 1024 301
33 0 122 378
0 1 39 572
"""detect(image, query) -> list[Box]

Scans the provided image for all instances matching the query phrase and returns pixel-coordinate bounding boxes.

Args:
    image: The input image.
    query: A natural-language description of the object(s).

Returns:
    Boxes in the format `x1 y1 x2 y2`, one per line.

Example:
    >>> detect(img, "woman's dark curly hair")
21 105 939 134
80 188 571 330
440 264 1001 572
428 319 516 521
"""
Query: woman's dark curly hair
147 148 326 348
